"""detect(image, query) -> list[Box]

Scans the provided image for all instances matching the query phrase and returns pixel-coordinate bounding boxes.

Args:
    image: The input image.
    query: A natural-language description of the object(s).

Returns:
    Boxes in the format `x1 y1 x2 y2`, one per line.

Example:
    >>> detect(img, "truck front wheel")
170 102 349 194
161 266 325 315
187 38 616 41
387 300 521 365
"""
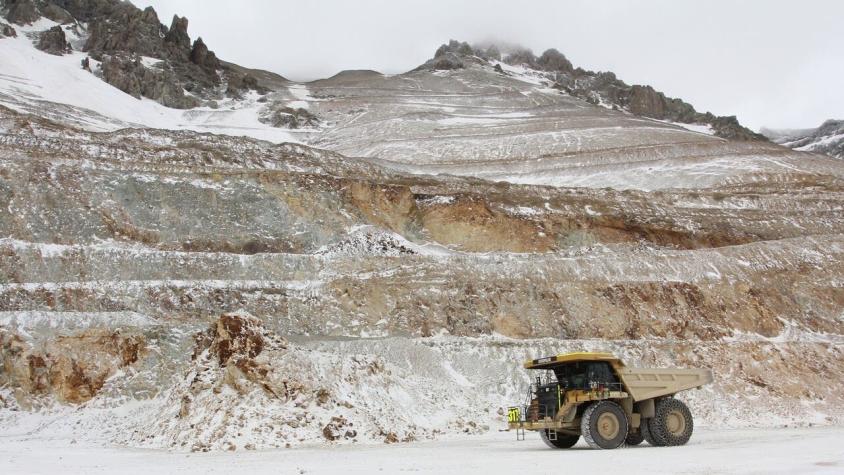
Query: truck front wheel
540 430 579 448
581 401 629 449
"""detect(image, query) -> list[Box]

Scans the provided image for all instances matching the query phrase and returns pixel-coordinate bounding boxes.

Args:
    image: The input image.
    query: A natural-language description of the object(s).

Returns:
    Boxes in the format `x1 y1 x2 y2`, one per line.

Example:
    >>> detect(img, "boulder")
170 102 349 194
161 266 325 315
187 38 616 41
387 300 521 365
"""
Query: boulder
0 22 17 37
36 25 71 55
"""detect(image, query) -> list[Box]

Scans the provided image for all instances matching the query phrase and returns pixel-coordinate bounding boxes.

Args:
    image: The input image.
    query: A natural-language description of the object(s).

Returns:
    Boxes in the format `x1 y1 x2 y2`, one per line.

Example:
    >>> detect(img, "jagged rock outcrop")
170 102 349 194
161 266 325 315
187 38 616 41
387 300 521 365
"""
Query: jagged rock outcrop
84 4 165 58
163 14 190 55
100 54 199 109
434 39 473 58
21 0 243 105
4 0 40 24
36 24 70 55
537 48 573 73
189 37 219 71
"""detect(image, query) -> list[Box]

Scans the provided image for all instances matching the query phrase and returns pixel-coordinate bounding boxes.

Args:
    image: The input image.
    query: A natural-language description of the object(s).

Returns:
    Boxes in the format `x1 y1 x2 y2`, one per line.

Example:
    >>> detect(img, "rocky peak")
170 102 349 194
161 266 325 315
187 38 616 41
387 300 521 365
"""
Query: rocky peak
434 39 473 58
537 48 573 73
189 36 220 71
164 14 190 53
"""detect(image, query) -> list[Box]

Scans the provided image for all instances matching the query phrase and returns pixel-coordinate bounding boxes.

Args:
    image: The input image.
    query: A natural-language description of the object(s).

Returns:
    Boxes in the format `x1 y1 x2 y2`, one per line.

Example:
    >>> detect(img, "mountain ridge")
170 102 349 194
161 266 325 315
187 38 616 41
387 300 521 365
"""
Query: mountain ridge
762 119 844 159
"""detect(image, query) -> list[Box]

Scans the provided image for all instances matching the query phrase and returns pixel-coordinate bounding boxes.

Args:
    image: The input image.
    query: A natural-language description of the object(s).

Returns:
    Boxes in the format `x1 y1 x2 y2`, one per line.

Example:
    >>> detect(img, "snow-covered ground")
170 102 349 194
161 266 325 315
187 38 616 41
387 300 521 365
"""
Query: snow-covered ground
1 428 841 474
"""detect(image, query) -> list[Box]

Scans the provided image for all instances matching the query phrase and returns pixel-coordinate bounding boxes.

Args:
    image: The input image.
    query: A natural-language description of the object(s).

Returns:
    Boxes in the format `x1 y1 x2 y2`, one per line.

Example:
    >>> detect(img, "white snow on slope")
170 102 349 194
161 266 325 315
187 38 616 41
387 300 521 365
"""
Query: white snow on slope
286 83 312 109
0 28 300 143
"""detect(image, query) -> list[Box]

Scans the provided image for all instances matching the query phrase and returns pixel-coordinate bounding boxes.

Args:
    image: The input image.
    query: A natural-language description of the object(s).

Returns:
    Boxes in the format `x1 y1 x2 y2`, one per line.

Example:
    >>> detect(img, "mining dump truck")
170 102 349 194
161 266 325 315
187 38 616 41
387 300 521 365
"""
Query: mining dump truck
507 352 713 449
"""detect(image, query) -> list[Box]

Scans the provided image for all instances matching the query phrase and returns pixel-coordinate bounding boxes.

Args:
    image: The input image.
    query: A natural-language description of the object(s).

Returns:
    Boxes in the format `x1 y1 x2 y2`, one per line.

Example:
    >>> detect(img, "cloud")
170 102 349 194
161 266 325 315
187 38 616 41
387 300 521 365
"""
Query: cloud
134 0 844 129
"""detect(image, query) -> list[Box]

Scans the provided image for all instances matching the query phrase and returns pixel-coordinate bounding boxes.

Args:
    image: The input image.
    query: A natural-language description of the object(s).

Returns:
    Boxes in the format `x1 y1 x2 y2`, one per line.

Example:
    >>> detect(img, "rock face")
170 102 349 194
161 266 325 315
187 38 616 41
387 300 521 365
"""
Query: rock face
36 24 70 55
537 48 573 73
4 0 40 25
189 37 219 71
0 327 145 406
163 14 190 53
100 54 199 109
84 4 166 58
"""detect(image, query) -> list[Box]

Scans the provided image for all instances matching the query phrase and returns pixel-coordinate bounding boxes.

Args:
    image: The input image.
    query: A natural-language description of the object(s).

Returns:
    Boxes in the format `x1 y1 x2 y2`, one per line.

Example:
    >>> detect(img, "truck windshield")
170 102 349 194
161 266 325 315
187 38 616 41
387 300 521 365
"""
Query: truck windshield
554 361 617 390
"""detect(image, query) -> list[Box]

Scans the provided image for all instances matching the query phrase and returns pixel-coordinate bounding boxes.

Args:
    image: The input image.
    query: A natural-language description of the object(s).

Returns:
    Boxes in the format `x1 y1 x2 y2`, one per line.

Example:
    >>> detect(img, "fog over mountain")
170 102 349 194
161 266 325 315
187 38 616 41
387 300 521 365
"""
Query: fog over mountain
134 0 844 130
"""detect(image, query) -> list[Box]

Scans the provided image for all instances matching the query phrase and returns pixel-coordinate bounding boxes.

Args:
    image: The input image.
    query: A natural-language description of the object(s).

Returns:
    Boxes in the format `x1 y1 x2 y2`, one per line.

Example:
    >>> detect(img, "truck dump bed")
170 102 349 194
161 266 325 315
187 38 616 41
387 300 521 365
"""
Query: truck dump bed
617 367 713 401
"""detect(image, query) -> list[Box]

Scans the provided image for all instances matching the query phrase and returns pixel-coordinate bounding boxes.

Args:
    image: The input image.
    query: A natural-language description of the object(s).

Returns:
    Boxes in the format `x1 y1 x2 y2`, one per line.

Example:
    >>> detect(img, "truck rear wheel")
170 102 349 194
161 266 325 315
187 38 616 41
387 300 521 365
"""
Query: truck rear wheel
648 398 694 446
540 430 579 449
581 401 628 449
641 418 663 446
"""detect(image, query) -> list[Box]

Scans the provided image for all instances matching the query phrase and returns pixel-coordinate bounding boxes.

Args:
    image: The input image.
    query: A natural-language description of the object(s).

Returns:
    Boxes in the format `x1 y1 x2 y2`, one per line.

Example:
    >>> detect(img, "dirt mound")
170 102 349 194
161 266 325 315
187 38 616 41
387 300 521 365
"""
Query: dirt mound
128 312 456 451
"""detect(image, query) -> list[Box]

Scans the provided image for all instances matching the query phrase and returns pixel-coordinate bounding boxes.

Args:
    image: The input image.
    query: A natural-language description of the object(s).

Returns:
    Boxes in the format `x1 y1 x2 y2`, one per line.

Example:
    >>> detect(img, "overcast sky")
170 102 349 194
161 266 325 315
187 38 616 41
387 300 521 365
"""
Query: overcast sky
134 0 843 130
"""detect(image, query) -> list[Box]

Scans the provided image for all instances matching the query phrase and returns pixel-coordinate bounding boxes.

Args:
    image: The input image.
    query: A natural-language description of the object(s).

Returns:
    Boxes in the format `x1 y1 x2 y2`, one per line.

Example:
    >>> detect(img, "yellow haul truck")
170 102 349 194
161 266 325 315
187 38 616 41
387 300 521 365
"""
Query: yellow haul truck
507 352 713 449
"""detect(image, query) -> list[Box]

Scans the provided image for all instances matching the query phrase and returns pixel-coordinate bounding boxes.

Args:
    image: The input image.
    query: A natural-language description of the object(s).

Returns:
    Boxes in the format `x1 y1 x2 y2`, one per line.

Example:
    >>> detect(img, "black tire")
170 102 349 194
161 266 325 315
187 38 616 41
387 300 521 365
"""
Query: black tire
625 430 644 446
580 401 629 449
648 398 694 446
540 430 579 449
641 418 663 446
